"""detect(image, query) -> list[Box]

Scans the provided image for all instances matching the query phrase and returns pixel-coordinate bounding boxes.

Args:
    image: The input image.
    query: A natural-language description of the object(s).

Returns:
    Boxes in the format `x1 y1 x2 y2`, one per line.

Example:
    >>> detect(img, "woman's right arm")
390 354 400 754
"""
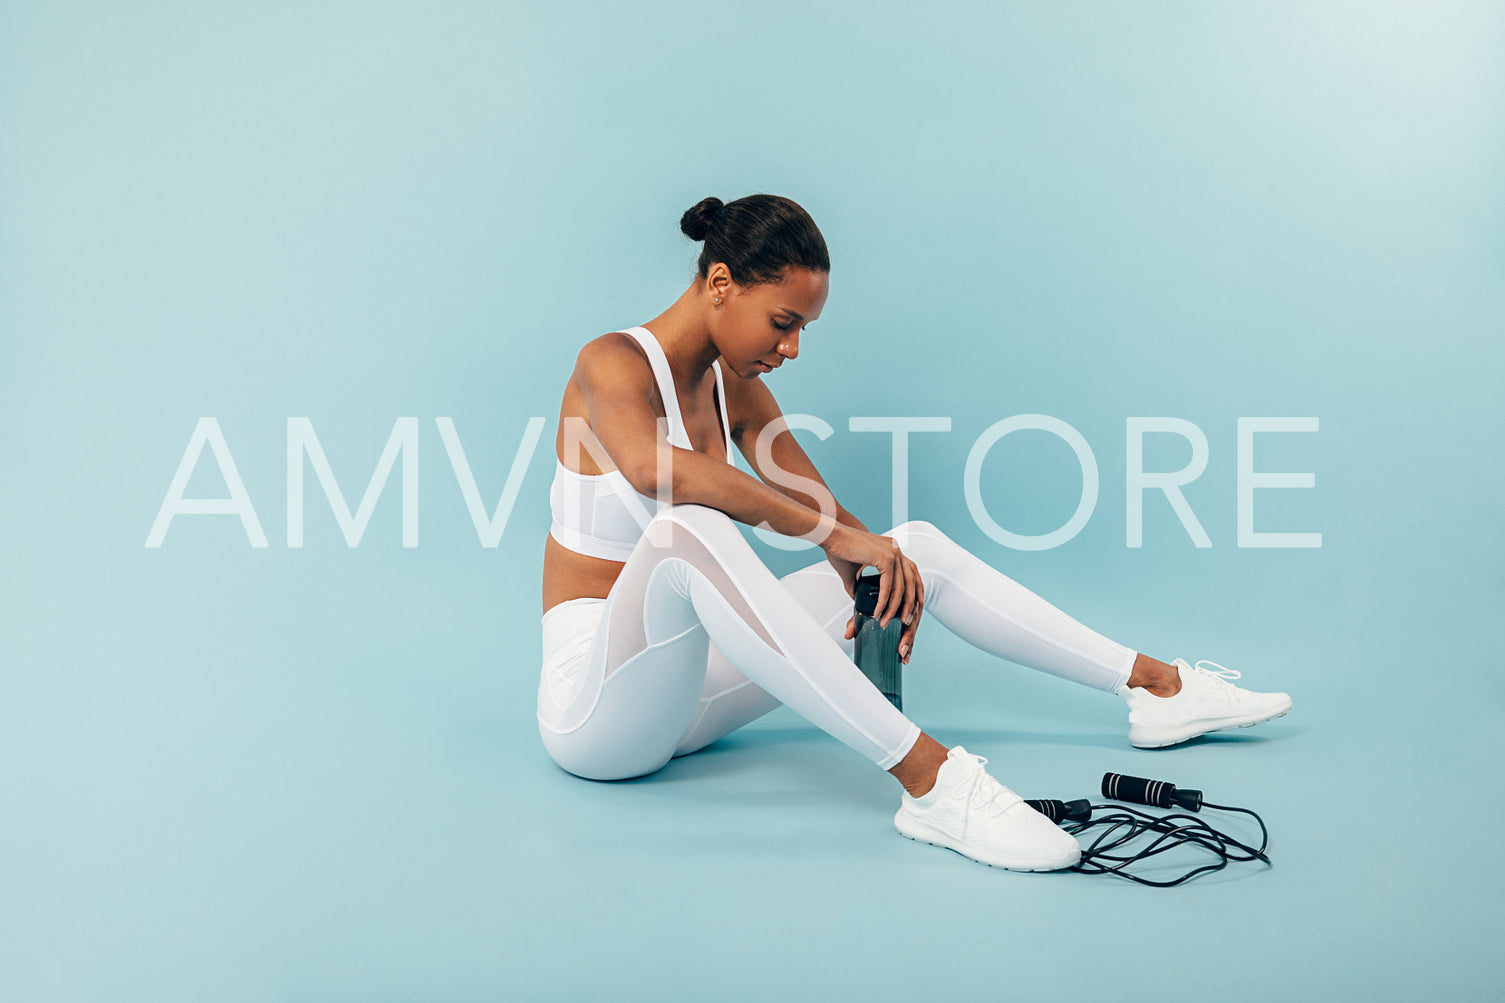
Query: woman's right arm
574 335 922 631
574 334 838 542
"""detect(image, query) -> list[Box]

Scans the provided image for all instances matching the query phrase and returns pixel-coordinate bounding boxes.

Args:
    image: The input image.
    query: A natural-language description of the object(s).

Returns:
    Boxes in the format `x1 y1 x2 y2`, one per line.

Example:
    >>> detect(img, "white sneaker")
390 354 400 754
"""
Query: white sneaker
1120 658 1292 749
893 746 1081 871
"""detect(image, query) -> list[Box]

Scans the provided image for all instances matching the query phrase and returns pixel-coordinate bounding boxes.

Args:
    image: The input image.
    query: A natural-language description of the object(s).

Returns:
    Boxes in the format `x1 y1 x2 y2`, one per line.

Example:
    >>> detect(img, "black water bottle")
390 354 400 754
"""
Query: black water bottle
853 570 904 710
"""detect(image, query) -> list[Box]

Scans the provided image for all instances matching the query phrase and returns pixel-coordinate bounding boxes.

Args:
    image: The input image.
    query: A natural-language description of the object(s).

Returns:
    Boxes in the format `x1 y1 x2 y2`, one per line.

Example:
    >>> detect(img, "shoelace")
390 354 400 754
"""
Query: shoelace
1191 660 1242 694
948 755 1023 818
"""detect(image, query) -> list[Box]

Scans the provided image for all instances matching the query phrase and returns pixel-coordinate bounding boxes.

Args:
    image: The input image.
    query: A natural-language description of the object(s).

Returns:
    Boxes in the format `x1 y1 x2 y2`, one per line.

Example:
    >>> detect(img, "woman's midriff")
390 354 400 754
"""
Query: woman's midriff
542 533 627 617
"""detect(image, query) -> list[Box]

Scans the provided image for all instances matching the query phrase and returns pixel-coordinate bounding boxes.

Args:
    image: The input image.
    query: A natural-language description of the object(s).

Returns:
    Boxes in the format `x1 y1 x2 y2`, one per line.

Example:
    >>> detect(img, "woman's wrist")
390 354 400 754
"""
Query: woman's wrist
802 509 842 547
836 507 868 534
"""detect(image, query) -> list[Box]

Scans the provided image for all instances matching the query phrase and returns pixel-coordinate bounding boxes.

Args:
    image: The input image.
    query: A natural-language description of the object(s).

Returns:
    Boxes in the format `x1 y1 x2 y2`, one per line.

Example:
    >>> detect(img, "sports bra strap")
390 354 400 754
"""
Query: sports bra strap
621 326 692 450
710 354 732 459
621 326 732 458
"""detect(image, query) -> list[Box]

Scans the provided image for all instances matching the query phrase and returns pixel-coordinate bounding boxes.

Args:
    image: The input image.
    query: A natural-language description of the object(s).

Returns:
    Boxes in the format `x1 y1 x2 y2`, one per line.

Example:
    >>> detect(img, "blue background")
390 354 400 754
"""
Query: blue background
3 2 1502 999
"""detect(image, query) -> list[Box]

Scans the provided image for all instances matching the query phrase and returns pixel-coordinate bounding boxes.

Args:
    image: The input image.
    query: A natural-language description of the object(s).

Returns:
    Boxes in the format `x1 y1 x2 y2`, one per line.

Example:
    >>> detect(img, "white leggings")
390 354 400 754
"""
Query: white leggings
537 504 1138 781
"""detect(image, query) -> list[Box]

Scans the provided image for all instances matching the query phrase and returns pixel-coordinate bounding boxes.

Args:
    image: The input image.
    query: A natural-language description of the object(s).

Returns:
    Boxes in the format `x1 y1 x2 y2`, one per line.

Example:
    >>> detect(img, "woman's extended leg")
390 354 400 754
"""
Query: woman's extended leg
888 519 1140 689
671 518 1288 755
880 520 1289 746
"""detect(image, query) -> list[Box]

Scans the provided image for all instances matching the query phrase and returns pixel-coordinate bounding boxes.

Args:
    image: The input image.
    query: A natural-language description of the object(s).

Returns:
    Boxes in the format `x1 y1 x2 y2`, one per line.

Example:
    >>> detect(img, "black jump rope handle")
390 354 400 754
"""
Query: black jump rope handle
1025 776 1199 822
1024 799 1093 824
1101 772 1204 812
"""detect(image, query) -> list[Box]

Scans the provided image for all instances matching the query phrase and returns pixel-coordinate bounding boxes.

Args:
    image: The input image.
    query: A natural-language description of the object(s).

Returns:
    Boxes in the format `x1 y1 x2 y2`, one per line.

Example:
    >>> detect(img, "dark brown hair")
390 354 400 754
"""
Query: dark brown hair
679 194 830 288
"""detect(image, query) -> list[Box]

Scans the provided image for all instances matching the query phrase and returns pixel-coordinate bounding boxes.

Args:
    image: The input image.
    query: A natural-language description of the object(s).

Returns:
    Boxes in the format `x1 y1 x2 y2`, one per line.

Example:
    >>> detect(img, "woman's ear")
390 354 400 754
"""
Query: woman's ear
705 262 734 303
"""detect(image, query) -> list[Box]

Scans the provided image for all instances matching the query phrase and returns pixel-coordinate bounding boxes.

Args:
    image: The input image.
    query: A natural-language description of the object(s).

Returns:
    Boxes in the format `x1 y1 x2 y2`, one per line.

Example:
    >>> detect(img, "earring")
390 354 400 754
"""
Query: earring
714 298 721 305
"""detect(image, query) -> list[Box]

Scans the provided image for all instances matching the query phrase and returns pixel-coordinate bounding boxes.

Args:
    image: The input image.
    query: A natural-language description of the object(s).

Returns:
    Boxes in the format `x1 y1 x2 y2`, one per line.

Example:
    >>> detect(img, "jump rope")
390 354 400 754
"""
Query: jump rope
851 573 1272 886
1025 773 1270 886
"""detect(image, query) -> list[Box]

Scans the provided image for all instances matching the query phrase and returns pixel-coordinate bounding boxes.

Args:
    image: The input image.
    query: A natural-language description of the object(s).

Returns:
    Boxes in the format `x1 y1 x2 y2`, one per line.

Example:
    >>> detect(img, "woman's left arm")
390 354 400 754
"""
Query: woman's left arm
719 367 921 656
723 366 926 661
721 366 868 533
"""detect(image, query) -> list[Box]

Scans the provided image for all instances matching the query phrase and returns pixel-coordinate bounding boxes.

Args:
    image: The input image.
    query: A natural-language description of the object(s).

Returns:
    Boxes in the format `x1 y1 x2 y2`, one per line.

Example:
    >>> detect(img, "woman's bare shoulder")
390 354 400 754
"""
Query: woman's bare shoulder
570 331 657 398
574 331 652 380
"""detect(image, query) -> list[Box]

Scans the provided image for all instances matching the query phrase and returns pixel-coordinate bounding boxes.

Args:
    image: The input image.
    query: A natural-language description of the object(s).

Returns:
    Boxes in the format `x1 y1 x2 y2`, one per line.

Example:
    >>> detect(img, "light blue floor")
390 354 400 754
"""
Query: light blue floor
4 531 1501 1000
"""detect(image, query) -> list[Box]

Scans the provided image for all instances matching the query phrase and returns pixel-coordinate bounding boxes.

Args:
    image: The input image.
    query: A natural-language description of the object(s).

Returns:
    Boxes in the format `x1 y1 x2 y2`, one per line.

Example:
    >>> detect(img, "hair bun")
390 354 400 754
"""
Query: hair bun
679 196 725 242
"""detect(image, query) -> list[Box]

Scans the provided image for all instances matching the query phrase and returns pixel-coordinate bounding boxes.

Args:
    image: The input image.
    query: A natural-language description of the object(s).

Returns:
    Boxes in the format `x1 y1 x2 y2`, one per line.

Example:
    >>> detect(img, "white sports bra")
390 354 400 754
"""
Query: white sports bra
548 326 734 561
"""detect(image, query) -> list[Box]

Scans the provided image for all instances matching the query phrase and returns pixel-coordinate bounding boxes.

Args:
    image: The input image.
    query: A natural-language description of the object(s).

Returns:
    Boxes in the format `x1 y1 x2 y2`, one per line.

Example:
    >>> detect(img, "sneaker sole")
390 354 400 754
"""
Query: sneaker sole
1129 705 1291 749
893 812 1081 872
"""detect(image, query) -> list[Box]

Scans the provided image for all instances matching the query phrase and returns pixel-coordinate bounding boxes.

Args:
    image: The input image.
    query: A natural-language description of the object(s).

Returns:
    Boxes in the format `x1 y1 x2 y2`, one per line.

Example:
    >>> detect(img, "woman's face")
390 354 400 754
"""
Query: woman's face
707 265 829 380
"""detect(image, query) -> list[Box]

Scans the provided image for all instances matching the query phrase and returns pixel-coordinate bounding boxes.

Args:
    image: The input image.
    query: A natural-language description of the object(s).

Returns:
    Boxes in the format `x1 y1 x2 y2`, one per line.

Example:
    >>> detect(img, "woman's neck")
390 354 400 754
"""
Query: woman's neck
643 285 720 388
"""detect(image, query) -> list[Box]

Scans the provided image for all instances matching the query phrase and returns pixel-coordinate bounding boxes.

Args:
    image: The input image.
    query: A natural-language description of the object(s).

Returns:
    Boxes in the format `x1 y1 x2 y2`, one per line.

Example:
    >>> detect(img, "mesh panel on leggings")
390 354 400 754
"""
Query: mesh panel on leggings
600 516 785 679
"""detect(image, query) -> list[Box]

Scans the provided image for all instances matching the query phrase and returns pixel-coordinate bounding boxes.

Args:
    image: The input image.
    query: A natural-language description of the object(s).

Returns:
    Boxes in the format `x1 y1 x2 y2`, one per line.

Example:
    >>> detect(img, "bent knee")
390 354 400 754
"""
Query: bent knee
886 518 943 541
644 503 739 546
650 503 732 531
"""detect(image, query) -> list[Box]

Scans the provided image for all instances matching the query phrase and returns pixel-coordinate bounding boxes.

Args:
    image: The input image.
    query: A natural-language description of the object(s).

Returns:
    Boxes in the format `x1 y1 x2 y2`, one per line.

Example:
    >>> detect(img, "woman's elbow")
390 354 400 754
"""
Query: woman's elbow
625 449 676 498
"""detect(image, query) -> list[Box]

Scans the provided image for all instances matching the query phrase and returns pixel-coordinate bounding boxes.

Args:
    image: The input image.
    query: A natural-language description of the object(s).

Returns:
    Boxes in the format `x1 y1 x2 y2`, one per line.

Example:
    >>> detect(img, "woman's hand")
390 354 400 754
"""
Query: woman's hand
822 524 926 665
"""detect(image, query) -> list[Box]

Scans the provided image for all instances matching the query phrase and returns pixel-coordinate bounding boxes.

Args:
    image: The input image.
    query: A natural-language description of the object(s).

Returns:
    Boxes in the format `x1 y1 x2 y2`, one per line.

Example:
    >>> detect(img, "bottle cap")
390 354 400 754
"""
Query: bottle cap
853 570 881 617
